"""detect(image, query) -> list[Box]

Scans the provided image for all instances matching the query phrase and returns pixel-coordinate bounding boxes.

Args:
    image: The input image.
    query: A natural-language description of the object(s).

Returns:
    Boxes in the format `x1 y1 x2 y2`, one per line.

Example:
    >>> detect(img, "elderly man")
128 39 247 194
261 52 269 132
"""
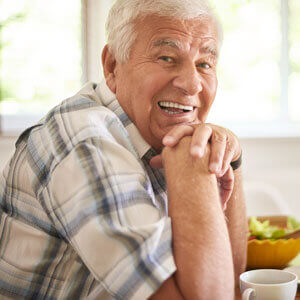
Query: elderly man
0 0 247 299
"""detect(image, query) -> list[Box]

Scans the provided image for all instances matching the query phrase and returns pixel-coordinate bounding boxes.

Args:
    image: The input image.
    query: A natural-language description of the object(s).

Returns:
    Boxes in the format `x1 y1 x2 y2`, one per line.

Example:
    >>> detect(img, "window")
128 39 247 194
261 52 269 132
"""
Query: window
0 0 82 134
208 0 300 137
1 0 299 137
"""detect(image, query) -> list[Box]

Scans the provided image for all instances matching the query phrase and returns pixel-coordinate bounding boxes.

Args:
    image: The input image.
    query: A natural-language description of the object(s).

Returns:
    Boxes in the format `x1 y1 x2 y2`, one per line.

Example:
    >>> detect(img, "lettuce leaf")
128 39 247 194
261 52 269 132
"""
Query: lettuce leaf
248 216 295 240
287 216 300 231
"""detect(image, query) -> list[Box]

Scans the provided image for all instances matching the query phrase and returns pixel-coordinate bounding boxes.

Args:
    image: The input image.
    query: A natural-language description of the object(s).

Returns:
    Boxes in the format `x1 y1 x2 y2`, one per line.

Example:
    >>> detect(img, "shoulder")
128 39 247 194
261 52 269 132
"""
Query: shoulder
26 85 133 167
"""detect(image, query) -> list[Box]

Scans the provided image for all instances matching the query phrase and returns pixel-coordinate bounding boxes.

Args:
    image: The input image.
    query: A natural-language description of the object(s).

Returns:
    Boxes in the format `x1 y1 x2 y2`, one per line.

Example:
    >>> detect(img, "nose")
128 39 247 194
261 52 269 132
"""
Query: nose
172 63 203 95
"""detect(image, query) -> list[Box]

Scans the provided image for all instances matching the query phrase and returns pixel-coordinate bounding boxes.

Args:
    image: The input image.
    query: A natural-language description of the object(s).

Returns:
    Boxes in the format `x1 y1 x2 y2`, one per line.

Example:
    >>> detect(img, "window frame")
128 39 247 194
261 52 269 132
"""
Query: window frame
1 0 299 138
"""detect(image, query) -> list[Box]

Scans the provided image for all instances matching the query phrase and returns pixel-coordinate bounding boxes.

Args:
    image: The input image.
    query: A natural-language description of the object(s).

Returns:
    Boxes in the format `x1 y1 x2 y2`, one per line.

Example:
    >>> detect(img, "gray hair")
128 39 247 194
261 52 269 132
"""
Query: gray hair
105 0 223 63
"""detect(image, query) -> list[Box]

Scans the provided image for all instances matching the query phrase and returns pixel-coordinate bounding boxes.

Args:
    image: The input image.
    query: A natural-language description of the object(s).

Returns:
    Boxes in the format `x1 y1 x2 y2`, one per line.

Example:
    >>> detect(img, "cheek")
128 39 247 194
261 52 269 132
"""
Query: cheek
136 67 171 95
204 75 218 100
133 71 170 113
198 76 217 119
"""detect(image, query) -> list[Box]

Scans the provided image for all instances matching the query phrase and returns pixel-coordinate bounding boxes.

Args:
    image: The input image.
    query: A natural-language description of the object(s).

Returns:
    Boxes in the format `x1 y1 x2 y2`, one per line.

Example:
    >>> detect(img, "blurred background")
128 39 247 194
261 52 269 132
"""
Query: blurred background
0 0 299 217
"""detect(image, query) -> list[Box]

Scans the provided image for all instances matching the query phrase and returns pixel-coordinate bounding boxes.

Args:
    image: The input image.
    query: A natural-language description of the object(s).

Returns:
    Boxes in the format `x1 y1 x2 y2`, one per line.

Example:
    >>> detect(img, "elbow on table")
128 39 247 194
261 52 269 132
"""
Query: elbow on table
173 268 235 300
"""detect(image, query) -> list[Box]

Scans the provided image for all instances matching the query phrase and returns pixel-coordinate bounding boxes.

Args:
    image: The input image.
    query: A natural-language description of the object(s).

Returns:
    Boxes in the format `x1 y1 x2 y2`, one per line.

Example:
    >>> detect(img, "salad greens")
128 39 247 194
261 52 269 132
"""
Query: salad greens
248 216 300 240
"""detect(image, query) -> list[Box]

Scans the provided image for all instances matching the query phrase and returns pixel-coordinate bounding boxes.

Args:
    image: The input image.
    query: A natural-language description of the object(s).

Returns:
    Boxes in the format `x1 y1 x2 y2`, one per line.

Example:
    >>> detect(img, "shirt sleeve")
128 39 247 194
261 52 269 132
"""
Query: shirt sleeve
44 136 176 300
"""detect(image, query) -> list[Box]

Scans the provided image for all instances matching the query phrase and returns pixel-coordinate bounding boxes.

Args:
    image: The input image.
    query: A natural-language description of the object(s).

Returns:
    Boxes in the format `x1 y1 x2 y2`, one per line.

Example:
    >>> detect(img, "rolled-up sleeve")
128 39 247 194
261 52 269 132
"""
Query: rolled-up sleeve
44 136 176 300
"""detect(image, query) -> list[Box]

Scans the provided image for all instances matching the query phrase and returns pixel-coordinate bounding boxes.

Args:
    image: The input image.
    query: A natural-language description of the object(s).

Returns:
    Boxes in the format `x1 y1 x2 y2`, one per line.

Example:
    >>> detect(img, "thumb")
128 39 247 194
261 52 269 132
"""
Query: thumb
149 155 163 169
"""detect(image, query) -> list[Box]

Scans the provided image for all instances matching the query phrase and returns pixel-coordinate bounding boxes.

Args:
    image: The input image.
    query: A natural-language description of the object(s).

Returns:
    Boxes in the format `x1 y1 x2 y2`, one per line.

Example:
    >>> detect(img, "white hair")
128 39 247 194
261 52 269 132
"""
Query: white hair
105 0 223 62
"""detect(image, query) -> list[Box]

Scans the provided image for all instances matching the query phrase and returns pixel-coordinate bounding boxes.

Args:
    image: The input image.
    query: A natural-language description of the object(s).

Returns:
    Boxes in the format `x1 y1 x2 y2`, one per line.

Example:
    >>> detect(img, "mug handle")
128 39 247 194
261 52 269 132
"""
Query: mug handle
242 288 256 300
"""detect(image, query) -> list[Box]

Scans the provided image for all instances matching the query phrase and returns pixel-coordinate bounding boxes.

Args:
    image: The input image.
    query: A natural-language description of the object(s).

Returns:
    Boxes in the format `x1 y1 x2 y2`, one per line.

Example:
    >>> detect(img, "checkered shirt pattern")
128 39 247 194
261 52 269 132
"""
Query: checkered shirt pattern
0 80 176 299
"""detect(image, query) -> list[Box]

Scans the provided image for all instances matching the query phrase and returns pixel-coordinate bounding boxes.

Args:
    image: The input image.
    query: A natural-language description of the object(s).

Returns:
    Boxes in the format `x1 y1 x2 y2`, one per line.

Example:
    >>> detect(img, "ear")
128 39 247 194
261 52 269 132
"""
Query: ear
102 45 117 94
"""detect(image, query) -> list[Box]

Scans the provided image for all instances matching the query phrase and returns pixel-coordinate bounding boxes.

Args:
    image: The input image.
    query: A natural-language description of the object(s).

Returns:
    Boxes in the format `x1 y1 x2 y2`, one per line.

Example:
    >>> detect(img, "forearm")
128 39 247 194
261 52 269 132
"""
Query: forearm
163 137 234 300
225 167 248 286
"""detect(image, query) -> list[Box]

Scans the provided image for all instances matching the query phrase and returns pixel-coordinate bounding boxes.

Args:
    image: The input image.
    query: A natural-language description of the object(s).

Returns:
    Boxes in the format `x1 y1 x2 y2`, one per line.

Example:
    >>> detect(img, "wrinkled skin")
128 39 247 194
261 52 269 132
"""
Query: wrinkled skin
102 15 241 207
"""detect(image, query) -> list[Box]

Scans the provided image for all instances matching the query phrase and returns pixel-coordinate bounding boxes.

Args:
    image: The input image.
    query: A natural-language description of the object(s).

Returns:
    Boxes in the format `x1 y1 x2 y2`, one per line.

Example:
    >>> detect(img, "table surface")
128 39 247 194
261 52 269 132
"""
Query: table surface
235 287 300 299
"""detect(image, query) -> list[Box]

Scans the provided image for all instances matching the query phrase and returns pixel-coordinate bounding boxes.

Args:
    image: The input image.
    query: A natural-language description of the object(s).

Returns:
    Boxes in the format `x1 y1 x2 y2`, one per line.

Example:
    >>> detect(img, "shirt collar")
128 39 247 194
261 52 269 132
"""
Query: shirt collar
95 79 151 159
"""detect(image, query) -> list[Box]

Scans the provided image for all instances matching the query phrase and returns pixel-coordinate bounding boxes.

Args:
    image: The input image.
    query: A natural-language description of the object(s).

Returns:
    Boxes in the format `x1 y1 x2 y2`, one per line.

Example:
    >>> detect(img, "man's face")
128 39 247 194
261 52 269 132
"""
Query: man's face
106 15 219 151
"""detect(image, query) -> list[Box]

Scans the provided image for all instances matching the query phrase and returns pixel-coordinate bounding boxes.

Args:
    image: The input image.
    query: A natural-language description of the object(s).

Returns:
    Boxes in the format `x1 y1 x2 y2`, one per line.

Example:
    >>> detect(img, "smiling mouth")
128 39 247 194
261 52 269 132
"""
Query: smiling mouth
158 101 195 115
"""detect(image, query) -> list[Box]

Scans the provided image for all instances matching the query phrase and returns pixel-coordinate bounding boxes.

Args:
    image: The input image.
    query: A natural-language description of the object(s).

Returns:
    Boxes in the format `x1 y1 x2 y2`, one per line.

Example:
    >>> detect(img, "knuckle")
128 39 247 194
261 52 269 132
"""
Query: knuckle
226 131 239 147
203 124 212 134
226 142 235 154
227 140 240 160
212 133 226 144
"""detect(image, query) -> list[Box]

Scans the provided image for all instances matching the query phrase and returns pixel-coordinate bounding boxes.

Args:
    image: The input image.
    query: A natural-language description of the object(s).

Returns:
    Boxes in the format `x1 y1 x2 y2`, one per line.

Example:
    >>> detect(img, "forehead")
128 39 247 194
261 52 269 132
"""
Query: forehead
134 15 219 53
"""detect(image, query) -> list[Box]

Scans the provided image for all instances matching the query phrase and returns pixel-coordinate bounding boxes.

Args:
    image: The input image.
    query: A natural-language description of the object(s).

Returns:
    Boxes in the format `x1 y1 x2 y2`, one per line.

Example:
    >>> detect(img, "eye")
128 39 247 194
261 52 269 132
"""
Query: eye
197 62 211 69
158 56 174 63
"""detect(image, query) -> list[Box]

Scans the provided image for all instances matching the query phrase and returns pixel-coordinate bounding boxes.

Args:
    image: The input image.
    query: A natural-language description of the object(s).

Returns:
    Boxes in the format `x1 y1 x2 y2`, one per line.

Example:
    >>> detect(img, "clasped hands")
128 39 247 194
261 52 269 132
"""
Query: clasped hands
150 124 241 210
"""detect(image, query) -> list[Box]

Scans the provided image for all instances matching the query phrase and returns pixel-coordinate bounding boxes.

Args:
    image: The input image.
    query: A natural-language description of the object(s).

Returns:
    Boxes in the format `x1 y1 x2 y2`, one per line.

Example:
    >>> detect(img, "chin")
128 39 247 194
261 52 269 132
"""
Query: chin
146 134 164 152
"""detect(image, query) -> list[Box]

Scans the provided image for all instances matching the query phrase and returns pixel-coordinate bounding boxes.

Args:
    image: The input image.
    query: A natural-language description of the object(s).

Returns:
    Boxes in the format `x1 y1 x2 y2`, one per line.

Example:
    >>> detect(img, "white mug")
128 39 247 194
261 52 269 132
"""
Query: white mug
240 269 298 300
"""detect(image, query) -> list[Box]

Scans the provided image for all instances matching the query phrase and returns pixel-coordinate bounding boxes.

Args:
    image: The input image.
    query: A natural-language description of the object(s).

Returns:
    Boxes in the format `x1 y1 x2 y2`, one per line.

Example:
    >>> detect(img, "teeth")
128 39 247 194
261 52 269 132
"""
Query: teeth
161 109 181 114
159 101 193 111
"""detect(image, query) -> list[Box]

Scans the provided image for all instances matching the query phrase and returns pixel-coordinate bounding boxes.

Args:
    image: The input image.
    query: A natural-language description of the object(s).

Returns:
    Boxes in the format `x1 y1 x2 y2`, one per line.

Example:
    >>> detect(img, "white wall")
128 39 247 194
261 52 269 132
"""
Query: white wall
1 135 299 216
240 138 300 216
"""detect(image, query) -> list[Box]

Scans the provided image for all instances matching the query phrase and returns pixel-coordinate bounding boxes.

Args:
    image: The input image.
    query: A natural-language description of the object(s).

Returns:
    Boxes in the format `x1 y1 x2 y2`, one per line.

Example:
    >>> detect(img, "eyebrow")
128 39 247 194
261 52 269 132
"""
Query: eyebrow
152 39 182 50
152 38 219 57
201 45 218 58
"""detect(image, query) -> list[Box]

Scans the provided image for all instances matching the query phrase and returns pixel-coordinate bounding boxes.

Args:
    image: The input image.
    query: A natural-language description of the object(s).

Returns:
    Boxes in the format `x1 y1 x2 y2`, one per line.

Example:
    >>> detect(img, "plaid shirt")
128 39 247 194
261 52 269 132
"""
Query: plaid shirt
0 80 176 299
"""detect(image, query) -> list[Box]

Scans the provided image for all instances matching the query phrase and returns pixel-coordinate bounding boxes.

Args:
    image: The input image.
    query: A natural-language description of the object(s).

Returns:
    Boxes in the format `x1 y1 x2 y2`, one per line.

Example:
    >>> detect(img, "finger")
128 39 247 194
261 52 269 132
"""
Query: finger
162 125 194 147
219 136 240 176
190 124 212 158
218 167 234 210
209 131 227 174
219 142 235 176
149 155 163 169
